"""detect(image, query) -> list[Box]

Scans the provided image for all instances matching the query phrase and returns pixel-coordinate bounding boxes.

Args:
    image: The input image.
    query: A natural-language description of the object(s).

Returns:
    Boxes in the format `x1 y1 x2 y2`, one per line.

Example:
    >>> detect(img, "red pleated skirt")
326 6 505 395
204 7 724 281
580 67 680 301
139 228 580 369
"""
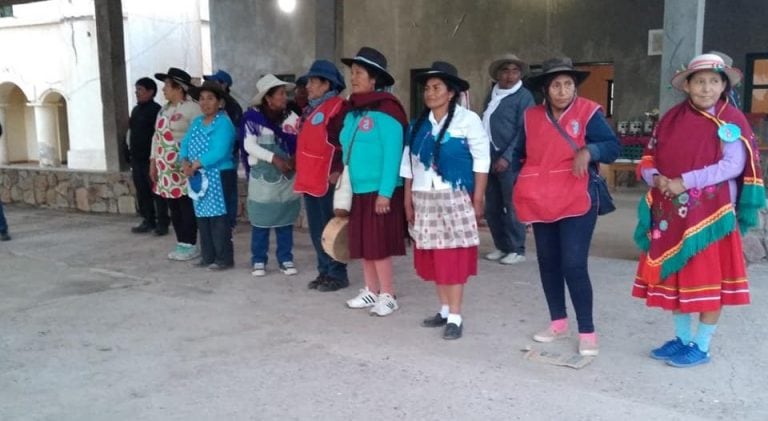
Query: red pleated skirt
414 246 478 285
632 230 750 312
348 188 406 260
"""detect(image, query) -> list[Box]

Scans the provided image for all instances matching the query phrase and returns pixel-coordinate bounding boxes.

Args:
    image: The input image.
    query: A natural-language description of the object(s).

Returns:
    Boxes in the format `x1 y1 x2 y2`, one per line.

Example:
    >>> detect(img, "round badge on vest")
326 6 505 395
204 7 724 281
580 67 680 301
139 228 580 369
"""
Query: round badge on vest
718 123 741 143
311 112 325 125
358 116 374 132
568 120 581 136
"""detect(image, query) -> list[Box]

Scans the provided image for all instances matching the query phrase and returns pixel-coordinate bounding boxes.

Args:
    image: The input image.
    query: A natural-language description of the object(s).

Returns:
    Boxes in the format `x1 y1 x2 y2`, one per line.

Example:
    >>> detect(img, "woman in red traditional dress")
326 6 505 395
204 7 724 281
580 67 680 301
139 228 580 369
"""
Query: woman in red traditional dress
633 53 766 367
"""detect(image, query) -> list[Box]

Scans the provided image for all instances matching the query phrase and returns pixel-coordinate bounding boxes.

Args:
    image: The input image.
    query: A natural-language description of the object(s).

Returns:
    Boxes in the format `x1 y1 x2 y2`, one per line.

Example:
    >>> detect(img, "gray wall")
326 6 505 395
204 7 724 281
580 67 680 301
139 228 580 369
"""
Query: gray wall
210 0 768 120
703 0 768 109
209 0 320 106
342 0 664 120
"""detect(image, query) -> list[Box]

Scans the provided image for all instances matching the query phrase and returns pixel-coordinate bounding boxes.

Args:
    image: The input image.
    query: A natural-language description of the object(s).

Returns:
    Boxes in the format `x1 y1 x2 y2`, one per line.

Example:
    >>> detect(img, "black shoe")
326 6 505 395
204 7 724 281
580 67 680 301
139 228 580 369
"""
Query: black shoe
0 231 10 241
307 275 325 289
153 225 169 236
131 221 155 233
443 322 463 340
207 263 233 271
316 276 349 292
421 313 448 328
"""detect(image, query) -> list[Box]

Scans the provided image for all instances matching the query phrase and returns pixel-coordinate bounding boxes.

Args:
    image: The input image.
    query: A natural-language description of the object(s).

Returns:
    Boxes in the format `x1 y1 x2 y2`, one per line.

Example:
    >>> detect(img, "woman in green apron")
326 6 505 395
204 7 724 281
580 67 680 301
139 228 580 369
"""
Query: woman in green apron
243 74 302 277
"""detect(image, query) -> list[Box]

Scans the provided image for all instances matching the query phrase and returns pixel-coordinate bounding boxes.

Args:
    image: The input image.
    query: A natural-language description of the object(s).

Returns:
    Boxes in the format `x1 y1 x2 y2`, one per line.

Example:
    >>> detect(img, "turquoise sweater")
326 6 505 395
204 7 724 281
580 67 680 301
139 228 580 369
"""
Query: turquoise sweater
179 112 236 171
340 111 404 198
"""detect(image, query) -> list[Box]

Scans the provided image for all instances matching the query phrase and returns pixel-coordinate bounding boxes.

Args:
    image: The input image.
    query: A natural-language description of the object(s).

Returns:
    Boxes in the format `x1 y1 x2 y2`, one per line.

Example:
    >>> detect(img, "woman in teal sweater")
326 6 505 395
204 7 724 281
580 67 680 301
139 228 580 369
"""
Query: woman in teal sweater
339 47 409 317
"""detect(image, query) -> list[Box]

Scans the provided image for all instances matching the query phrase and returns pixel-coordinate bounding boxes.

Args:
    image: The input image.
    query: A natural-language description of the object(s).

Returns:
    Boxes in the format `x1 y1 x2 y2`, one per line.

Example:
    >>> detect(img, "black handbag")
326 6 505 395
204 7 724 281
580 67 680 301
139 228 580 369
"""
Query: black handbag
547 109 616 216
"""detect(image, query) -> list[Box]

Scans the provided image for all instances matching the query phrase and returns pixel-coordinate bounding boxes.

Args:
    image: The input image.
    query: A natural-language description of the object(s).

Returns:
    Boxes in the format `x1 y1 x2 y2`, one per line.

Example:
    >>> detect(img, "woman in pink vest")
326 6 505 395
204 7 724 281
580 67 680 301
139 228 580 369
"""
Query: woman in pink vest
511 57 620 356
293 60 350 291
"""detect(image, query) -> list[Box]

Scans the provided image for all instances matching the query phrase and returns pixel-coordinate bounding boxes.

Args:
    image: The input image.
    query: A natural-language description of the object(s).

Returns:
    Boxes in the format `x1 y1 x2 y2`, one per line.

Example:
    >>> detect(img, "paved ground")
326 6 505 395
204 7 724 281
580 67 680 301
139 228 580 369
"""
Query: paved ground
1 191 766 420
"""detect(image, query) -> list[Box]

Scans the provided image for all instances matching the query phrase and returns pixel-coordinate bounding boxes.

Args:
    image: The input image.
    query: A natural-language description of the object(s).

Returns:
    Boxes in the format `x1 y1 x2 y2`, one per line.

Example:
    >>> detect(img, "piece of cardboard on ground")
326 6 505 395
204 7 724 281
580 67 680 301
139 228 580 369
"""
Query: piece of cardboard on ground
523 347 594 369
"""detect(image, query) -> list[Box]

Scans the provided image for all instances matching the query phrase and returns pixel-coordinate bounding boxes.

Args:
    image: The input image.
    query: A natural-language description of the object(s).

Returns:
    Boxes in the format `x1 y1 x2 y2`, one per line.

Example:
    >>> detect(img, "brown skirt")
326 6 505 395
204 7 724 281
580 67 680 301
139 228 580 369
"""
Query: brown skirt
348 187 406 260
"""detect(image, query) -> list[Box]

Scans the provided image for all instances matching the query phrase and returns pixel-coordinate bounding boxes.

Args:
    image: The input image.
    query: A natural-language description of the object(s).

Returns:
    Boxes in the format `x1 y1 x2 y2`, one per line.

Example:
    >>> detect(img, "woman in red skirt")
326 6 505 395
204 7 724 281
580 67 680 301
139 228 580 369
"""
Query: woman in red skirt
401 62 490 340
634 53 765 367
339 47 409 317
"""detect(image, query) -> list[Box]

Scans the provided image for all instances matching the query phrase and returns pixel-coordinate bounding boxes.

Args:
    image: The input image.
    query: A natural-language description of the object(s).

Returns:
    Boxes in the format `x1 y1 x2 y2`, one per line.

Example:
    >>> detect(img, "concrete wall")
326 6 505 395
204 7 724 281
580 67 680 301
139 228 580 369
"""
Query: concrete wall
209 0 319 107
703 0 768 107
341 0 664 120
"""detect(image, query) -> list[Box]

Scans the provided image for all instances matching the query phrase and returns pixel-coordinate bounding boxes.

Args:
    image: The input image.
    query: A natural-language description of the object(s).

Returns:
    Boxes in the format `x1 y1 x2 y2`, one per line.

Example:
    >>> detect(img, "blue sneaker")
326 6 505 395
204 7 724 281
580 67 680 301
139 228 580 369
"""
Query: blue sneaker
666 343 710 368
650 337 687 360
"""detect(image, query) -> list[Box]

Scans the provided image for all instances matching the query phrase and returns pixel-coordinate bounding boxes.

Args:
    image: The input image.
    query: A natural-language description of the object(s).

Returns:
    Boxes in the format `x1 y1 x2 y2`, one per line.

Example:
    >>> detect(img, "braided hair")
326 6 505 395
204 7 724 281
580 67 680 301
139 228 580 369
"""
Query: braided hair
408 78 461 176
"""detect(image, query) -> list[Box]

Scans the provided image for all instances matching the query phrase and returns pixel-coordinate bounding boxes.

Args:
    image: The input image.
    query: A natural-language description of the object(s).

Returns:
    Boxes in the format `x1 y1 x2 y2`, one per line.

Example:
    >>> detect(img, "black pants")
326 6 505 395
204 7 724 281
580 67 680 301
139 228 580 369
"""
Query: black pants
167 195 197 245
198 215 234 266
132 163 169 227
532 191 599 334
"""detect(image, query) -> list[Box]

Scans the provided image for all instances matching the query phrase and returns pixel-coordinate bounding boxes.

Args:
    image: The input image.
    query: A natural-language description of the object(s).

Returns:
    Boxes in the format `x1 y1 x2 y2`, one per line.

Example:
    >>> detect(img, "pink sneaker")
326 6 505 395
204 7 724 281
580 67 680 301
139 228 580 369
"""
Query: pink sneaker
579 333 599 356
533 326 569 343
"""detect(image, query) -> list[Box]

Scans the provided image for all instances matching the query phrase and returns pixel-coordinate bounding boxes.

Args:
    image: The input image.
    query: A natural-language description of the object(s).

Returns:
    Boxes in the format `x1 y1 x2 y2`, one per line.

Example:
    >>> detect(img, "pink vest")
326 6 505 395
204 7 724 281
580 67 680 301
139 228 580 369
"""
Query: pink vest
294 96 345 197
513 97 600 223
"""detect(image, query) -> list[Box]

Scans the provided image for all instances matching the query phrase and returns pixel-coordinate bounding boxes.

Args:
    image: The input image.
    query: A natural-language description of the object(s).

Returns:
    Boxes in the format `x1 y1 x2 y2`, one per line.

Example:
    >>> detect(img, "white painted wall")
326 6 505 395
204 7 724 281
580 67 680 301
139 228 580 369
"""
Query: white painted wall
0 0 211 171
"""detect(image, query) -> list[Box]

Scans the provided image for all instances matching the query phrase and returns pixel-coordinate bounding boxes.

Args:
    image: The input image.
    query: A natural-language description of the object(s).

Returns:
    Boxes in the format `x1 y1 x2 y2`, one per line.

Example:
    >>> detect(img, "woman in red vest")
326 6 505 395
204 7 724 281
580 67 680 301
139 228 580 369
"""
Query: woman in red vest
511 57 620 356
293 60 350 291
633 53 765 367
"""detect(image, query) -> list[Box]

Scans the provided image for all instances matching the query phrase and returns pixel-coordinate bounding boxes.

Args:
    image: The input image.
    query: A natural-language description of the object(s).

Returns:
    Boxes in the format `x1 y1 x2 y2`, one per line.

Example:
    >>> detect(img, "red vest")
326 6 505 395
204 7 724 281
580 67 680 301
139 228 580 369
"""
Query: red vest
294 96 345 197
513 97 600 223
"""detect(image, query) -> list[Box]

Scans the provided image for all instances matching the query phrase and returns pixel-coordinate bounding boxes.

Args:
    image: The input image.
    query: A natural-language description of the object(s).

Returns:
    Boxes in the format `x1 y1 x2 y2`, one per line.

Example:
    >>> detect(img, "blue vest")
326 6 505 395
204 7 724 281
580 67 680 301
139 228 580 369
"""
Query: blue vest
409 120 475 193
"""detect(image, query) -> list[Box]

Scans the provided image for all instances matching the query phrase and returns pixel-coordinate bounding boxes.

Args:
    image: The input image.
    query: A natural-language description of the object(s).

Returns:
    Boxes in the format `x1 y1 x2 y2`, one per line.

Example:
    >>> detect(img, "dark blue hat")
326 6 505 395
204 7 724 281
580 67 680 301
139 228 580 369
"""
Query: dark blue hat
301 60 346 91
203 69 233 87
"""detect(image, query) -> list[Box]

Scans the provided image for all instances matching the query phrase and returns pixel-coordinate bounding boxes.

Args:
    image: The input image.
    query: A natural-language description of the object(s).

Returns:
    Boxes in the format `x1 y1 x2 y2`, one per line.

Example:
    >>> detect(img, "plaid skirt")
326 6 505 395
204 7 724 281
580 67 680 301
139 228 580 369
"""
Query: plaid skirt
409 189 479 250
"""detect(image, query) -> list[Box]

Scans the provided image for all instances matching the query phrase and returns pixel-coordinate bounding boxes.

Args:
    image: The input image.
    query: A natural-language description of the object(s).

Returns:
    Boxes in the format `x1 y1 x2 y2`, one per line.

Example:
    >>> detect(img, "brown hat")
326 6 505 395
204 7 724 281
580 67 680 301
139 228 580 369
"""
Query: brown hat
189 80 227 101
525 57 590 91
488 54 530 80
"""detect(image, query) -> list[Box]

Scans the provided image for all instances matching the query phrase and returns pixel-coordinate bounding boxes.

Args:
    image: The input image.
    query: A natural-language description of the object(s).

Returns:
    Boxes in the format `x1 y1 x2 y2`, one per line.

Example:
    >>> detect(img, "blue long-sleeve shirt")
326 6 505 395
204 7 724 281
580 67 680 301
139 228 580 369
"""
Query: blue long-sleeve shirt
179 111 236 171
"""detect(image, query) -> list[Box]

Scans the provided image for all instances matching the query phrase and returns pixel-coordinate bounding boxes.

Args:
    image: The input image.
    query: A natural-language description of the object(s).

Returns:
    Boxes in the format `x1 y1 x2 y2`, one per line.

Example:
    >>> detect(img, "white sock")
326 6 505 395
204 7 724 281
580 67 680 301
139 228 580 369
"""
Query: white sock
447 313 462 326
439 305 449 318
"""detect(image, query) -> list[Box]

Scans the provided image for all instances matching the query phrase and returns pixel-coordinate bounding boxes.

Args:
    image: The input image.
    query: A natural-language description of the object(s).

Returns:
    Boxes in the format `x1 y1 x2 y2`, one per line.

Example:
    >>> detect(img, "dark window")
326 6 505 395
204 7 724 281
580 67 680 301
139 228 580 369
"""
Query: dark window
409 68 429 119
744 53 768 113
0 6 13 17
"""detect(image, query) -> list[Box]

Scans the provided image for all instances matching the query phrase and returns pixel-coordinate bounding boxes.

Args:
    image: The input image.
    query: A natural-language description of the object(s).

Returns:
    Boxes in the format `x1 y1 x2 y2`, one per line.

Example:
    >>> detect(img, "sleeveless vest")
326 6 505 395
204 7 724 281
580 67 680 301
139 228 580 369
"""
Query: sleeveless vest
513 97 600 223
294 96 345 197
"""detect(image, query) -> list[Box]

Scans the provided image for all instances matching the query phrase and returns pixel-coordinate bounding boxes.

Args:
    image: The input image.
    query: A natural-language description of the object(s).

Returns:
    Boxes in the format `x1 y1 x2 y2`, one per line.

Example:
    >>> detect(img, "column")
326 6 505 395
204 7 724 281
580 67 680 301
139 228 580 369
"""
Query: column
660 0 706 113
0 104 7 165
94 0 129 171
31 103 60 167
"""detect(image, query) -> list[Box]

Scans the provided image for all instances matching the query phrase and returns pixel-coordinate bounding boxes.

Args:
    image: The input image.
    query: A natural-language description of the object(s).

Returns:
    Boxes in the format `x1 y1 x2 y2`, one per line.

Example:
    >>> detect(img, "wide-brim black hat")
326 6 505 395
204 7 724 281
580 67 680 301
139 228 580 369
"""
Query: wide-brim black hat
189 80 228 102
415 61 470 92
525 57 590 91
341 46 395 87
154 67 193 88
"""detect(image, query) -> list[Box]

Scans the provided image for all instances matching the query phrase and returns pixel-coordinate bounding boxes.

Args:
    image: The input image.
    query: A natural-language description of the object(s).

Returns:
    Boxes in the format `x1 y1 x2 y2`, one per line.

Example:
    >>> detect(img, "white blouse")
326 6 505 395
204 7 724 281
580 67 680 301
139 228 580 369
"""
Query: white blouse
399 105 490 192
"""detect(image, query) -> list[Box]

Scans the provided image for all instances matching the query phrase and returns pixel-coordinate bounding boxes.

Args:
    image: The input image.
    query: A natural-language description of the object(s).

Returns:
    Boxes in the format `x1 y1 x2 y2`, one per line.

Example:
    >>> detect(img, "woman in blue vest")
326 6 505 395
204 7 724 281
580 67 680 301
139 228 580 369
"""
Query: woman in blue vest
401 62 490 340
180 81 237 270
243 74 302 277
511 57 620 356
293 60 349 291
339 47 409 317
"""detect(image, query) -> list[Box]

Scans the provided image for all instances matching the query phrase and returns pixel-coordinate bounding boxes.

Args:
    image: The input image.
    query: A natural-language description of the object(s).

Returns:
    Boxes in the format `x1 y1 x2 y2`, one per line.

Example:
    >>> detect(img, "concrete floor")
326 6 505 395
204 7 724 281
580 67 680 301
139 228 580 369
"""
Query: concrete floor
1 191 766 420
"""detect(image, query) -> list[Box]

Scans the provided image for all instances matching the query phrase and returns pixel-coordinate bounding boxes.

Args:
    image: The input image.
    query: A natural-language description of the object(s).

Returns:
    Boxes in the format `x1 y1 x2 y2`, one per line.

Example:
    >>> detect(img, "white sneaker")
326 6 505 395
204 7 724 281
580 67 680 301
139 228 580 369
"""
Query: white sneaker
369 293 398 316
346 288 378 309
251 262 266 277
279 261 298 276
485 250 506 261
167 244 184 260
500 253 526 265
